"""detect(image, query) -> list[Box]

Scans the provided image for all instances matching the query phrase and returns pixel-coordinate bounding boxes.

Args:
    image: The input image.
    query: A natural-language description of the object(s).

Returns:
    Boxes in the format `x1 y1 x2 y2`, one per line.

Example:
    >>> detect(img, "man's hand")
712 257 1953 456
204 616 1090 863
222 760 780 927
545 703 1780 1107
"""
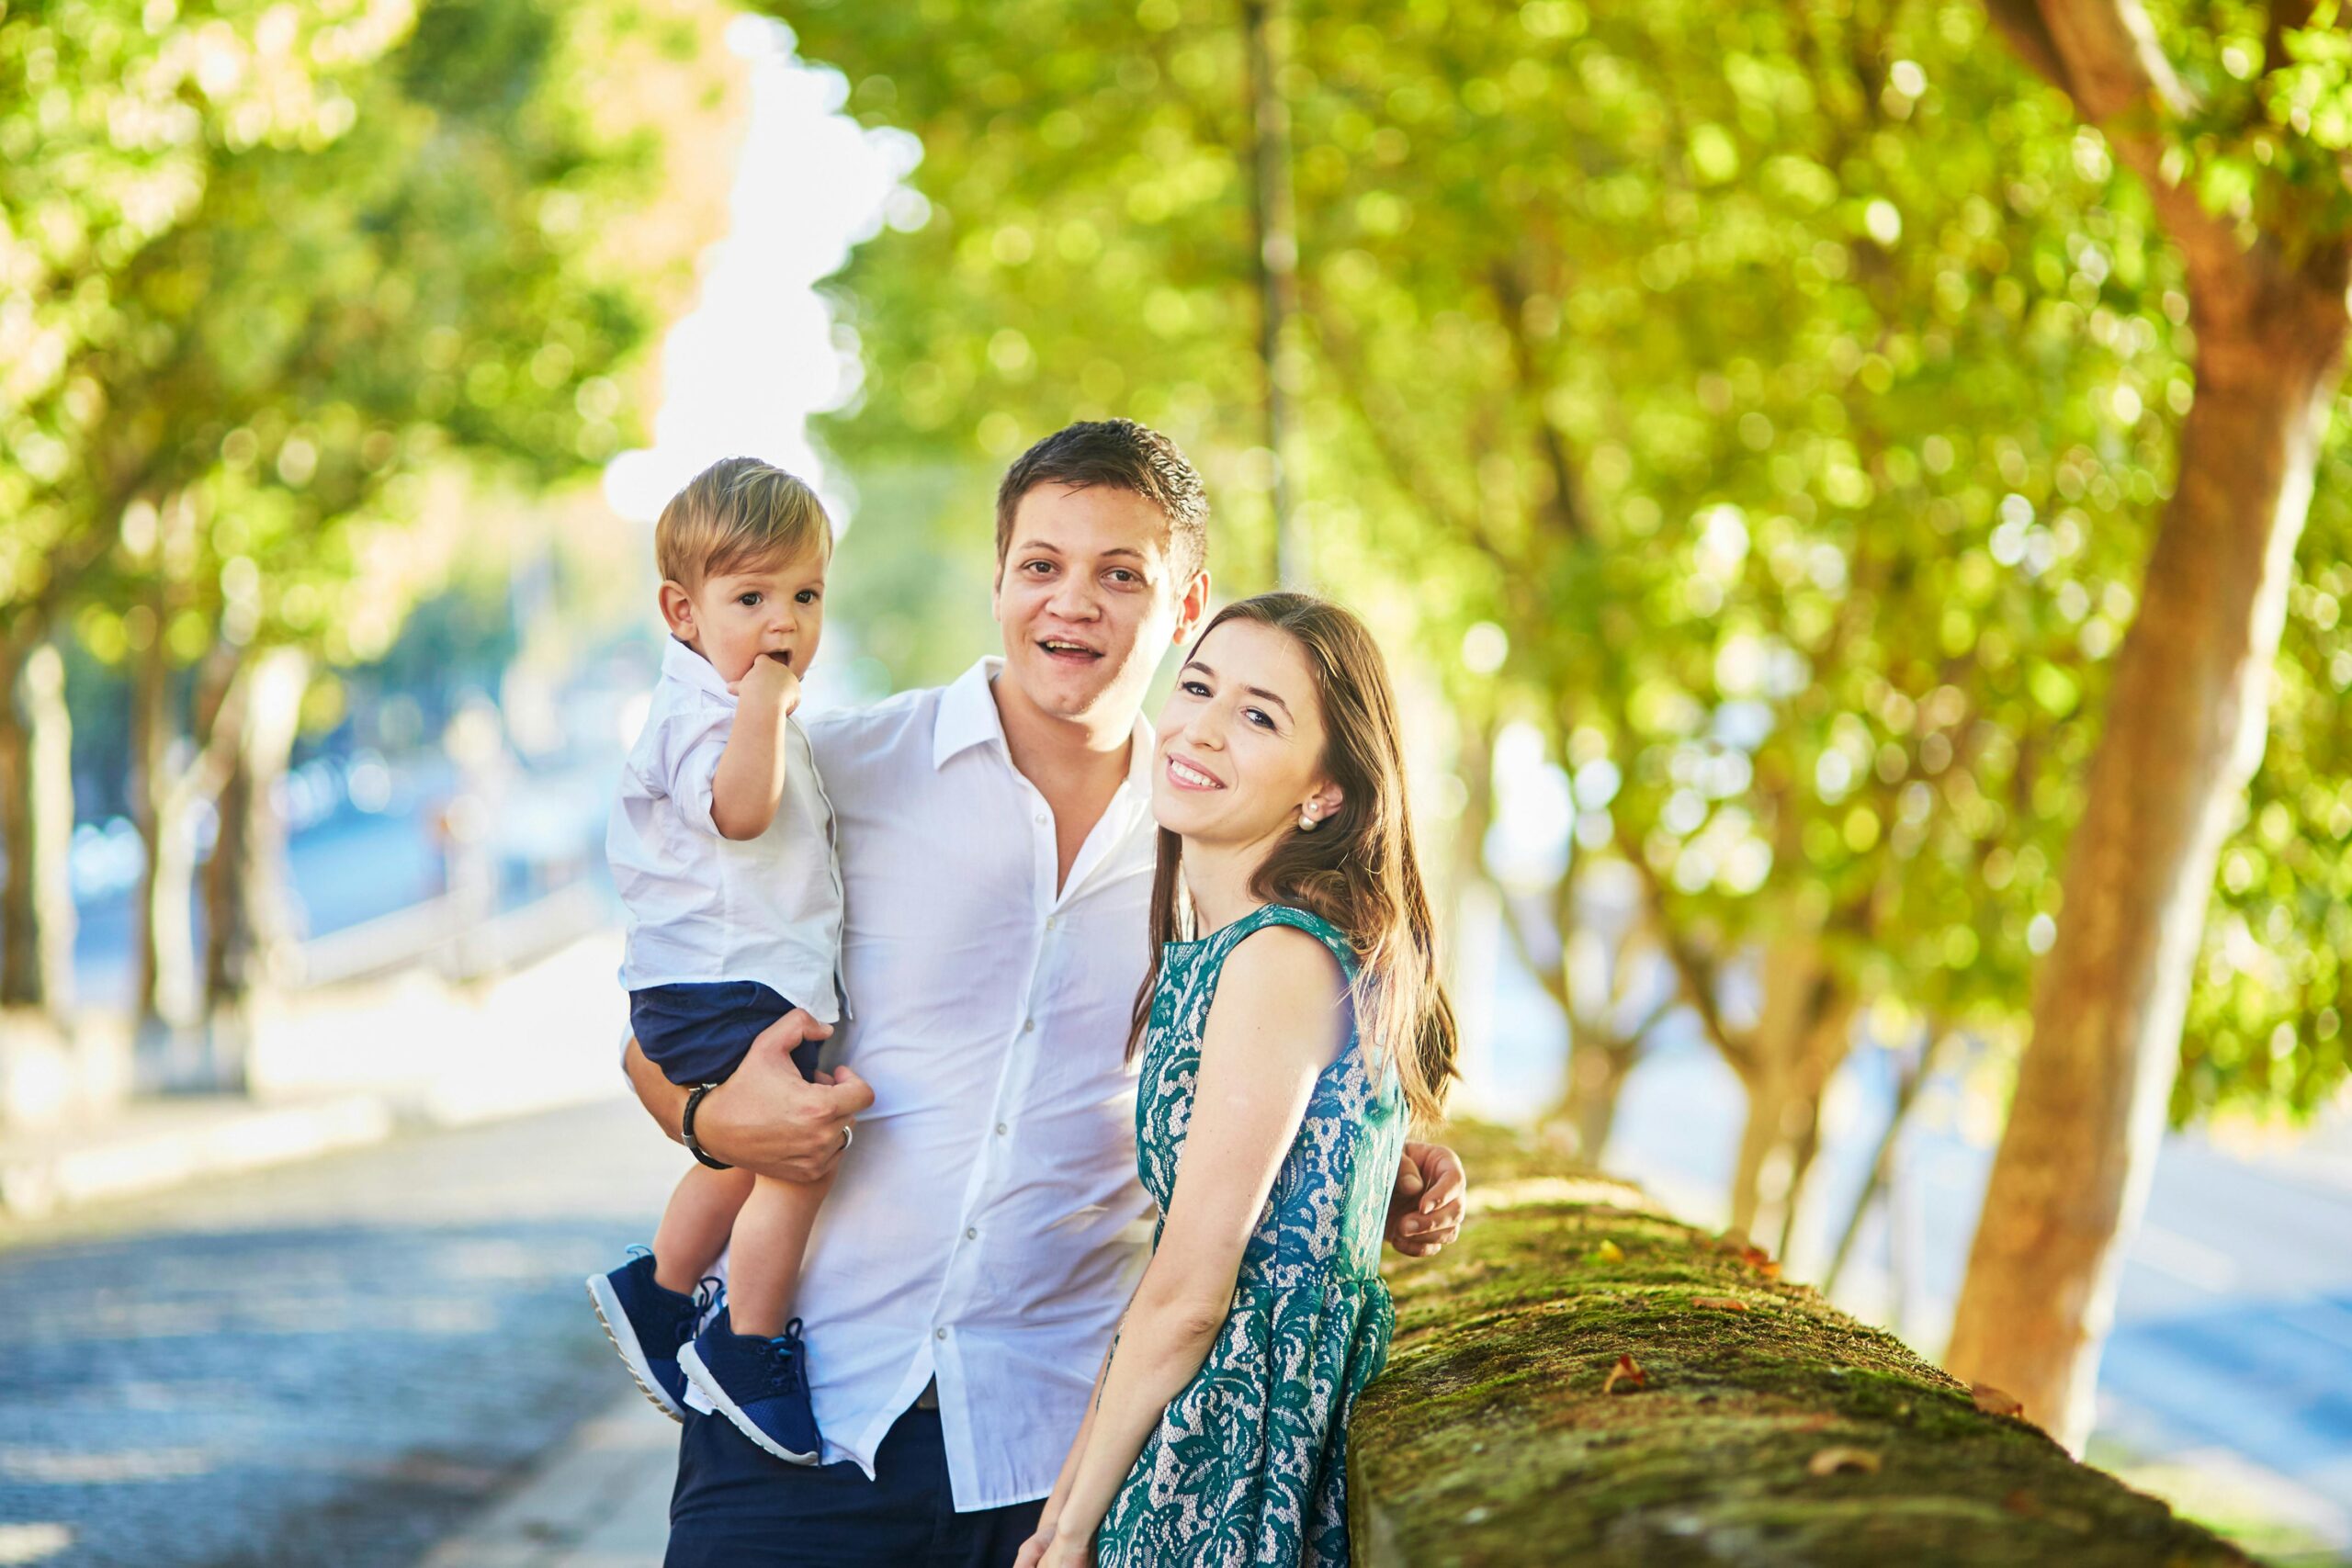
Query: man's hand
624 1009 872 1183
1385 1141 1466 1258
1012 1521 1057 1568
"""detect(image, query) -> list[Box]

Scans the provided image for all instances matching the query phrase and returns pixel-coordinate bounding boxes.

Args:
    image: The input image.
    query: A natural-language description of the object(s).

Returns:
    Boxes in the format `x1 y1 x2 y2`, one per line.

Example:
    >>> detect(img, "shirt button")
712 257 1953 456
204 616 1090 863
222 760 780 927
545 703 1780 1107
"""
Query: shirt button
1023 1018 1035 1032
1034 812 1047 826
964 1226 978 1240
995 1122 1009 1136
1044 917 1056 931
935 1326 949 1340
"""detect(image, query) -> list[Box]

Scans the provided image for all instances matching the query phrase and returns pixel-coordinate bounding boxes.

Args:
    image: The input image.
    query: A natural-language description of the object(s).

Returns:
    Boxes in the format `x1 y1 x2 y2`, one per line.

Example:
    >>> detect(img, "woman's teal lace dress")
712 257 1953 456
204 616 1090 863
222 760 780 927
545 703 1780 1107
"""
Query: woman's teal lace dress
1095 904 1407 1568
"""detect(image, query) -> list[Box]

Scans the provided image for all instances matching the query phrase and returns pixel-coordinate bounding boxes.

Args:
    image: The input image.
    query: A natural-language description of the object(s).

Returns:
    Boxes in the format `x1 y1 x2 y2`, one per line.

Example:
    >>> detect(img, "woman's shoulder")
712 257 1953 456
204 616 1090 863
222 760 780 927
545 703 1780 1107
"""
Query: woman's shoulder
1210 907 1352 999
1214 903 1356 975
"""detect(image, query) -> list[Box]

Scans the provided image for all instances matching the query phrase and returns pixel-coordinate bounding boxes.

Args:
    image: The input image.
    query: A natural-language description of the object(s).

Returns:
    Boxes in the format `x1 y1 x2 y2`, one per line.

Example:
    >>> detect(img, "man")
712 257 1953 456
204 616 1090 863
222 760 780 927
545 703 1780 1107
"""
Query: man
624 421 1466 1567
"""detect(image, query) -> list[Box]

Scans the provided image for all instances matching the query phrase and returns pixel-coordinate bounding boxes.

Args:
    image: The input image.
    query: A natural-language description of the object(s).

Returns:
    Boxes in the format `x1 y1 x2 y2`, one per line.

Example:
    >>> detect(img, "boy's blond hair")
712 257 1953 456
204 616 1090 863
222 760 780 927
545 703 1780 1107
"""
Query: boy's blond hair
656 457 831 590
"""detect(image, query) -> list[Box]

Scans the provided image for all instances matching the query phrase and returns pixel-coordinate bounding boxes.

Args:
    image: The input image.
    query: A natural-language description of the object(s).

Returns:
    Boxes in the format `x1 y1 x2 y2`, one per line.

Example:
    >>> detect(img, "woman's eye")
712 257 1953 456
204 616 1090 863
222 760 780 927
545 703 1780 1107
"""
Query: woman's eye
1180 680 1210 697
1025 560 1054 575
1246 708 1275 729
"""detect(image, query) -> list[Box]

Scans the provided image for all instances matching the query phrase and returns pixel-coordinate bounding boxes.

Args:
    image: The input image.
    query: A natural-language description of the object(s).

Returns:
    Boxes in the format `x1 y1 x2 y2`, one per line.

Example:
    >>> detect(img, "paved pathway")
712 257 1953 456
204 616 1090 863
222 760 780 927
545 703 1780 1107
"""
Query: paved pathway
0 1098 684 1568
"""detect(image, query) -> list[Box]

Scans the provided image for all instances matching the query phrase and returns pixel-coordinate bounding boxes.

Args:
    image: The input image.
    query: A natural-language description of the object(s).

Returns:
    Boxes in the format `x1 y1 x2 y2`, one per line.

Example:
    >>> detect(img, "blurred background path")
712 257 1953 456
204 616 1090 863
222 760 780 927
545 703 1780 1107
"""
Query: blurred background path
0 1100 671 1568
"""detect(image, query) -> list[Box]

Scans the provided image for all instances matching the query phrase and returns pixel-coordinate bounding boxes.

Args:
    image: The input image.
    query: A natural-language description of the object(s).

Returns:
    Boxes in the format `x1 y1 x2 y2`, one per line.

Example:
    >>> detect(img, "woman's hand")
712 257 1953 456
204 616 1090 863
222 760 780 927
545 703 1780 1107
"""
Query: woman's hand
1385 1141 1466 1257
1012 1519 1057 1568
1036 1533 1094 1568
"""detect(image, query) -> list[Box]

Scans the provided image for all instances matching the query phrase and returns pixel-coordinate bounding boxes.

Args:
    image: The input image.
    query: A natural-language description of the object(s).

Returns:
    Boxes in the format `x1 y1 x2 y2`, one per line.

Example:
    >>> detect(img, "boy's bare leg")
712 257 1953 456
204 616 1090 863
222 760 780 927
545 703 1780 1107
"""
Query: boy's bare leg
723 1171 834 1337
652 1162 756 1295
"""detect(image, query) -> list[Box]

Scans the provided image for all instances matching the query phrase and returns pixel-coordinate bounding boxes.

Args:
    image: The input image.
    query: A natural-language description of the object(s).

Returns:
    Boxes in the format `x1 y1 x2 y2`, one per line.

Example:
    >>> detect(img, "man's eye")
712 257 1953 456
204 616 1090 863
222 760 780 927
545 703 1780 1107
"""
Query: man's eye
796 590 820 604
1108 570 1138 584
738 593 761 606
1025 560 1054 574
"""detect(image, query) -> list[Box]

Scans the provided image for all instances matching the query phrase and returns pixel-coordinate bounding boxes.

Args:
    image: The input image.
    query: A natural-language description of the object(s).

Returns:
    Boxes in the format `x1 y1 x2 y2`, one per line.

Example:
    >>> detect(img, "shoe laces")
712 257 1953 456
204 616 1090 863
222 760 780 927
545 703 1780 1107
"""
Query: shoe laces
764 1318 808 1393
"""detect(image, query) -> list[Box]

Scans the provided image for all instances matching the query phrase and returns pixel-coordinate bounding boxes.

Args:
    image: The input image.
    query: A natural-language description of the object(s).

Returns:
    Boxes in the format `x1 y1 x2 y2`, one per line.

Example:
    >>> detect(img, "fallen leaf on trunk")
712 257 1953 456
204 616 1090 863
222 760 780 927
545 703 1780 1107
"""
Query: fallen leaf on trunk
1690 1296 1750 1312
1807 1447 1881 1476
1588 1239 1625 1264
1971 1384 2024 1418
1602 1354 1647 1395
1730 1242 1781 1278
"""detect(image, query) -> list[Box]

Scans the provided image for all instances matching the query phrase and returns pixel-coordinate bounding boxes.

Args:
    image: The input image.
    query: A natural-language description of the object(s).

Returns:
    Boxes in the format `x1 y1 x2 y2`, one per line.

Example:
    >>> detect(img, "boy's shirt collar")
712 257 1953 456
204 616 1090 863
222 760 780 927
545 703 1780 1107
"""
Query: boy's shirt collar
661 636 732 702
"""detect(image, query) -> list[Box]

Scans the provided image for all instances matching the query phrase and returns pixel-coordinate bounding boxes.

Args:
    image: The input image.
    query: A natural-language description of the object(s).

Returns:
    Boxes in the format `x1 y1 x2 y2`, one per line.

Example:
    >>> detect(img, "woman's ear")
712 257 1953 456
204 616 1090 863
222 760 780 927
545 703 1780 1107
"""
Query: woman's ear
1301 780 1345 828
658 581 697 641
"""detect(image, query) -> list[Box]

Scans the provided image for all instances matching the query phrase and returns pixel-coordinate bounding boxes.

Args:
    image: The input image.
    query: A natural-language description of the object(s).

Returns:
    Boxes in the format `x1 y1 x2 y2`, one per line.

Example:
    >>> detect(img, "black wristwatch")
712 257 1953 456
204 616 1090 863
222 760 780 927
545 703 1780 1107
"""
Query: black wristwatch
682 1082 732 1170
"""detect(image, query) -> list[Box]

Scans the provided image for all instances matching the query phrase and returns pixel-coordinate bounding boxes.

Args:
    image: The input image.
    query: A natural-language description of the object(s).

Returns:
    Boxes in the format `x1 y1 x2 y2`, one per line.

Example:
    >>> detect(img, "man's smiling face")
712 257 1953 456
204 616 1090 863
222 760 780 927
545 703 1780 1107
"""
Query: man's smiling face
991 482 1201 729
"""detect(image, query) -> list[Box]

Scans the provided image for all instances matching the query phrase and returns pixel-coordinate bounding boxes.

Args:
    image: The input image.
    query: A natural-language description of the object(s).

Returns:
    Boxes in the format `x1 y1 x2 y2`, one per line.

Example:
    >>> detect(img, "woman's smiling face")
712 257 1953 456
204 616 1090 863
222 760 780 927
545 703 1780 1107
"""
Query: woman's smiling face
1152 618 1338 849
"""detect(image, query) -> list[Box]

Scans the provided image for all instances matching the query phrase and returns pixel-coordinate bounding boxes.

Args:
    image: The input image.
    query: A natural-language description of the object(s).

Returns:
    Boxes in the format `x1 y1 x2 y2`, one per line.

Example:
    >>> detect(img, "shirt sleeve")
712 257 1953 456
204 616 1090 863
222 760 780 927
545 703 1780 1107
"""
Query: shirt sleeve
646 702 732 839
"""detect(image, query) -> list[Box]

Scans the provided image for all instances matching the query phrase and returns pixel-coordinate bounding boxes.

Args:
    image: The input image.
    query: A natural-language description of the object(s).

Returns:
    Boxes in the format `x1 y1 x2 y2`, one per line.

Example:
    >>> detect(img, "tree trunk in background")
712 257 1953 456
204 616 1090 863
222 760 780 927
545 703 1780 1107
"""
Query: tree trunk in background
130 621 170 1024
1726 933 1847 1239
20 643 76 1013
1947 274 2347 1447
1242 0 1305 587
134 642 248 1063
0 632 37 1007
1557 1034 1637 1165
203 649 306 1018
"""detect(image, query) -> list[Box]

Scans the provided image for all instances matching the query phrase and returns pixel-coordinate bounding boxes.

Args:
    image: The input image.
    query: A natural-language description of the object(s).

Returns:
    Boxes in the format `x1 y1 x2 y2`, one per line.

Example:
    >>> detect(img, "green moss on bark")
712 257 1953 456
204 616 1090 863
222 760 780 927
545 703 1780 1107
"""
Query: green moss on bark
1350 1132 2252 1567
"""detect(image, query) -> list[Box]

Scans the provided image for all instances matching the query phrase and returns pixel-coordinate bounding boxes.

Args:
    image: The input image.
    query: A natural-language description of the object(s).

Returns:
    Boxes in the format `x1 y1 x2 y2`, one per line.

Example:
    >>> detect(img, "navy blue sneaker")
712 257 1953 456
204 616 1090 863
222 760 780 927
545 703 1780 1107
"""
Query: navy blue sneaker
679 1308 821 1464
584 1247 710 1422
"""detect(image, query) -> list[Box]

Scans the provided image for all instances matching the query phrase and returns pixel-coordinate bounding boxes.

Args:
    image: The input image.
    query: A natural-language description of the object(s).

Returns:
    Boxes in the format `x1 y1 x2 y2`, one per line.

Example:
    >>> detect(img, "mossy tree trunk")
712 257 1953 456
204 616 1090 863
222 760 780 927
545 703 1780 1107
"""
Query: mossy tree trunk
1350 1127 2253 1567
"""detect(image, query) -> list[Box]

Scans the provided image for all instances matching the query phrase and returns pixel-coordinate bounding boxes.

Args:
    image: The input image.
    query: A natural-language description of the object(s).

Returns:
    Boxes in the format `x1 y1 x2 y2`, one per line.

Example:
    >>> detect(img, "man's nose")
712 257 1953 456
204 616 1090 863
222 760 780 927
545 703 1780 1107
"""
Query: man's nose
1046 577 1098 618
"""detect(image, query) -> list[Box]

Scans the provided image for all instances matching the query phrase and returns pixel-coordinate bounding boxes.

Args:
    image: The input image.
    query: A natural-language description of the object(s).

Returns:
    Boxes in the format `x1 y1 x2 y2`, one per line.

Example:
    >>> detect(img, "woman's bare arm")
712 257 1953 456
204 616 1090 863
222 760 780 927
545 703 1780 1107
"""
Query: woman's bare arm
1038 927 1344 1563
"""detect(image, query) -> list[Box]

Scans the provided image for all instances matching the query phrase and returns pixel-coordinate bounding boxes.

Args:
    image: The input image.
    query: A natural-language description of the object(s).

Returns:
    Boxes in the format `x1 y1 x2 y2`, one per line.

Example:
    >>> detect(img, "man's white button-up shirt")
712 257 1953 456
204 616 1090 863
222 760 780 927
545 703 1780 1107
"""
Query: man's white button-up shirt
773 657 1158 1510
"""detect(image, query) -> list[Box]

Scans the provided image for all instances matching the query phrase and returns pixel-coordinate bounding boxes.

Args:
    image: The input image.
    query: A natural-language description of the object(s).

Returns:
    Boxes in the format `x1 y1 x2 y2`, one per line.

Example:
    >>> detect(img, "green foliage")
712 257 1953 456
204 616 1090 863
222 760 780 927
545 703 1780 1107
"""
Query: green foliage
0 0 418 613
14 0 659 682
778 0 2350 1117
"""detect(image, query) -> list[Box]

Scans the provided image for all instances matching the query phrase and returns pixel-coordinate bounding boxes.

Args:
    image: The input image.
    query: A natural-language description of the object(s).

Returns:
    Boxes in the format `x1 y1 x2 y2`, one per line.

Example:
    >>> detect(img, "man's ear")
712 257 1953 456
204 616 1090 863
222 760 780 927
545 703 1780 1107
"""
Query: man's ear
658 581 697 641
1171 568 1211 646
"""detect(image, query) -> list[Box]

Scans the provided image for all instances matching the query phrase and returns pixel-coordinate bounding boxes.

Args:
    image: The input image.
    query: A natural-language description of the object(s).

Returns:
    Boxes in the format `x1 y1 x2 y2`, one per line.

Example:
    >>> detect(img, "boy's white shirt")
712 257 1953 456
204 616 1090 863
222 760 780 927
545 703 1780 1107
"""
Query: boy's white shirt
607 636 844 1022
657 657 1160 1512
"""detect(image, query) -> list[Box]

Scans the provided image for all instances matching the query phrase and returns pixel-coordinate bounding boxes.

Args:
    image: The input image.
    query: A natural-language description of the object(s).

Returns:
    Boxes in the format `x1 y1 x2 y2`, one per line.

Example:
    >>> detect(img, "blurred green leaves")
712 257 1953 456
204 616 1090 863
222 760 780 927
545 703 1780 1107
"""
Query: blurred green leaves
780 0 2349 1119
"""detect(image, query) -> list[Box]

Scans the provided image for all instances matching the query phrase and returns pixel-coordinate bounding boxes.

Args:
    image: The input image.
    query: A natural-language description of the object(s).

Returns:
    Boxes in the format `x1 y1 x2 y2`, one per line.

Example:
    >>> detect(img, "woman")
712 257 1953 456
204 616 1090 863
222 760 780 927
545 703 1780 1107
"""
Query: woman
1019 592 1458 1568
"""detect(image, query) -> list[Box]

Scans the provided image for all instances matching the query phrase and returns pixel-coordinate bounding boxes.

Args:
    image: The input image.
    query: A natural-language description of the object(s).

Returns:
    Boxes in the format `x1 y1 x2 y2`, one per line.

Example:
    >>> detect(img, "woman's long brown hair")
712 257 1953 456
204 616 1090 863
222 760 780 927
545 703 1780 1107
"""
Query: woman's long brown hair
1125 592 1460 1129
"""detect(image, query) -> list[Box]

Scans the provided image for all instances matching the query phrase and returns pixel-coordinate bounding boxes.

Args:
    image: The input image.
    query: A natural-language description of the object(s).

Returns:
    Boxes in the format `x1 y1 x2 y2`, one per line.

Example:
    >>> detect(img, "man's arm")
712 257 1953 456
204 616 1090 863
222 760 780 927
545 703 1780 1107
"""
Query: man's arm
1385 1141 1466 1257
624 1008 873 1183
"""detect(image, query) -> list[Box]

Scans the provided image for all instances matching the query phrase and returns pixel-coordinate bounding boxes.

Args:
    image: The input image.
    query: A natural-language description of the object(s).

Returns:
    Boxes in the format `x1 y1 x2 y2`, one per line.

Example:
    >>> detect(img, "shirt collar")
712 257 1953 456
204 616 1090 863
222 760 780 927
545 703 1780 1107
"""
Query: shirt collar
932 656 1159 789
660 636 733 702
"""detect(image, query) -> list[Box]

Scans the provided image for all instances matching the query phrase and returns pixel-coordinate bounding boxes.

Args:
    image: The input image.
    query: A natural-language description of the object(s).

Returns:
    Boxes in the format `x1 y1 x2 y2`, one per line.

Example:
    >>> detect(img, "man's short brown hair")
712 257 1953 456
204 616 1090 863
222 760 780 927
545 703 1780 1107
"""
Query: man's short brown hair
657 457 831 590
994 420 1208 585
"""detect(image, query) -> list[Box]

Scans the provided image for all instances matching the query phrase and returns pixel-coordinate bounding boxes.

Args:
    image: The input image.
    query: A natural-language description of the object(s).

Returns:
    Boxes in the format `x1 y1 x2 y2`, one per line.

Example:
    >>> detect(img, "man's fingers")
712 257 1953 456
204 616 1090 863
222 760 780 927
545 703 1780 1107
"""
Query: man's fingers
822 1064 876 1114
1393 1153 1427 1201
1411 1145 1467 1213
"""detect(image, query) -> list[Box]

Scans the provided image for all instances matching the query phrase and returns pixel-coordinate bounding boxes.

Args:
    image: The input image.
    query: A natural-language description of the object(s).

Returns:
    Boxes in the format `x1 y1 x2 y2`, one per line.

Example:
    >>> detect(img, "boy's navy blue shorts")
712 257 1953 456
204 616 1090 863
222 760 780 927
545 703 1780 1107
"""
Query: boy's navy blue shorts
630 980 820 1087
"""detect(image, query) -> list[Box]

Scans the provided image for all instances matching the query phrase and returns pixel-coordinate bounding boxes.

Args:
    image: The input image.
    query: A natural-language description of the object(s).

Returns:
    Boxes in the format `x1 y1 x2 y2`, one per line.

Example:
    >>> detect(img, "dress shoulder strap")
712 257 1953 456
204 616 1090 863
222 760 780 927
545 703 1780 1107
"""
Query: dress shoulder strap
1219 903 1361 982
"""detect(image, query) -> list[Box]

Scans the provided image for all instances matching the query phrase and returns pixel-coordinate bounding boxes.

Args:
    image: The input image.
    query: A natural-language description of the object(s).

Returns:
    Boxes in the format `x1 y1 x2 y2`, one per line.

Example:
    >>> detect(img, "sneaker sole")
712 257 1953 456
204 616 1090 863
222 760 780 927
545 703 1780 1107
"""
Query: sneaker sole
677 1340 820 1465
584 1273 687 1425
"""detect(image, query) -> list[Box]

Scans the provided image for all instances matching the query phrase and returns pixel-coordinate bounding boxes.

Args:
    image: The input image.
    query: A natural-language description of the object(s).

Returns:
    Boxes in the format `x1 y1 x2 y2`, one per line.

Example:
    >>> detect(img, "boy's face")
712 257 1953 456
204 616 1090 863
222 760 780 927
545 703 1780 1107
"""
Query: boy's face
990 483 1208 732
660 544 828 685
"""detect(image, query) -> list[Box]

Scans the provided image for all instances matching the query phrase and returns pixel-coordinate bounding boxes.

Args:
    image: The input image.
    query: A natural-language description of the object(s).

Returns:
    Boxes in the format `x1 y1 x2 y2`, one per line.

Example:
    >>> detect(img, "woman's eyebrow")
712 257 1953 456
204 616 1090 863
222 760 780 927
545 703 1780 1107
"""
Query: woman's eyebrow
1182 660 1294 718
1241 685 1294 719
